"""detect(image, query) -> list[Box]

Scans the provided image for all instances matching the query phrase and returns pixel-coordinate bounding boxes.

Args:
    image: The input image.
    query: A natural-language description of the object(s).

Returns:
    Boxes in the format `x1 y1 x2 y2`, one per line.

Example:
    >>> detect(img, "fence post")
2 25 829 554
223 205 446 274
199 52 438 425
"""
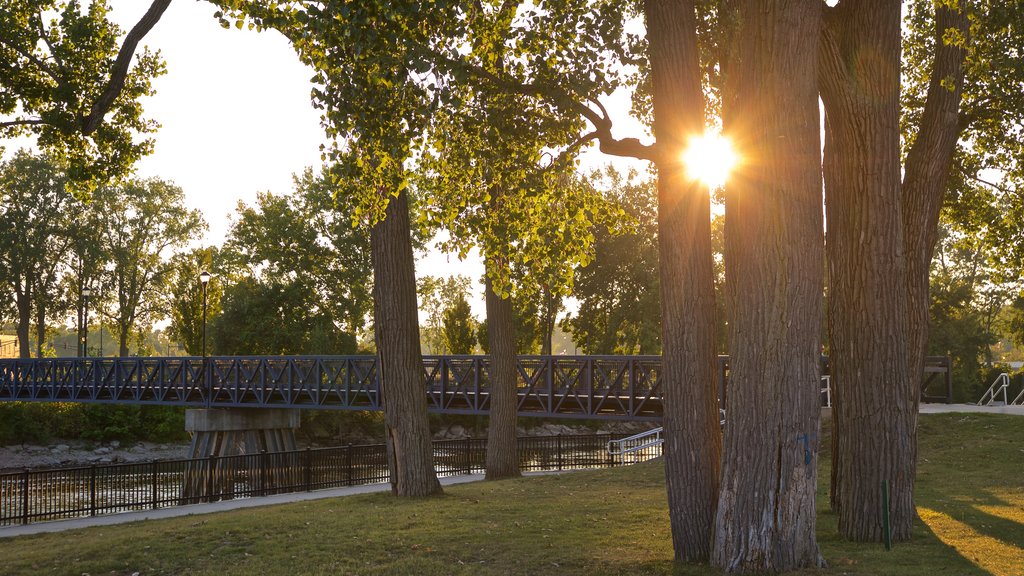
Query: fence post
260 450 268 497
89 464 97 517
304 447 312 492
557 434 563 471
346 444 353 486
151 461 159 510
21 468 29 525
464 436 472 475
206 454 217 503
607 437 615 468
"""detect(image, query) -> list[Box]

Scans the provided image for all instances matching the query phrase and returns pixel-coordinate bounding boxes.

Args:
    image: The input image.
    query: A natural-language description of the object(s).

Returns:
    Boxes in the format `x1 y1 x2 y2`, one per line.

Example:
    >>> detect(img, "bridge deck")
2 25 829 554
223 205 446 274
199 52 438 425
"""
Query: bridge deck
0 354 952 420
0 356 666 421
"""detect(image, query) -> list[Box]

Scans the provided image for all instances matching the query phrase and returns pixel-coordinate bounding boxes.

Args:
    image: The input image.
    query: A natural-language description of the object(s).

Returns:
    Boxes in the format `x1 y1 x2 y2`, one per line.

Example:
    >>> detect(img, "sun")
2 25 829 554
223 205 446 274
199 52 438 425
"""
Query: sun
682 132 738 189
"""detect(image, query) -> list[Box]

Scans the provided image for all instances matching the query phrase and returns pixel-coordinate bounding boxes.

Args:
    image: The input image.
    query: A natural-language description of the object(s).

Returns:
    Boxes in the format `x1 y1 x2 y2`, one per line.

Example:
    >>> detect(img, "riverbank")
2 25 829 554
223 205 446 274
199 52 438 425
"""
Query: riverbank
0 440 188 472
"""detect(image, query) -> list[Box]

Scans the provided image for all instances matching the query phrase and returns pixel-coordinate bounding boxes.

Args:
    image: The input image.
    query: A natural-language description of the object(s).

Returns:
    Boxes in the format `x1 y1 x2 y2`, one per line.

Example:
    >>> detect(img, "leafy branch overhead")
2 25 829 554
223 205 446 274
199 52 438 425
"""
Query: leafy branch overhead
0 0 171 186
213 0 635 297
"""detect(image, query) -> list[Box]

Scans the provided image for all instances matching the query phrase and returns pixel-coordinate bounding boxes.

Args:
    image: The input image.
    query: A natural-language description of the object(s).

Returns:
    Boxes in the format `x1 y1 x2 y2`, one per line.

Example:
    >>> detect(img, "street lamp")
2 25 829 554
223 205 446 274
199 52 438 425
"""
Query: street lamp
199 271 211 357
81 287 92 357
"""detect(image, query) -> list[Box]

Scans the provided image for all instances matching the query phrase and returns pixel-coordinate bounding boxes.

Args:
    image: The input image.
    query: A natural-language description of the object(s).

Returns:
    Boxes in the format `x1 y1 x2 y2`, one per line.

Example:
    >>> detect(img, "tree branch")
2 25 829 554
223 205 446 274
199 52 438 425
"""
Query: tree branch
0 118 46 129
81 0 173 136
431 51 659 163
964 170 1010 194
0 36 59 82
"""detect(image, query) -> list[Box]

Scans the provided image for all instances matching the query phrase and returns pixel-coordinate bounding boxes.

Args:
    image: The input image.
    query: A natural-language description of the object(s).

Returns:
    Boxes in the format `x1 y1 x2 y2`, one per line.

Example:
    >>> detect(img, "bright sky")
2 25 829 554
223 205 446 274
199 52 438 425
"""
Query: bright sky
110 0 325 245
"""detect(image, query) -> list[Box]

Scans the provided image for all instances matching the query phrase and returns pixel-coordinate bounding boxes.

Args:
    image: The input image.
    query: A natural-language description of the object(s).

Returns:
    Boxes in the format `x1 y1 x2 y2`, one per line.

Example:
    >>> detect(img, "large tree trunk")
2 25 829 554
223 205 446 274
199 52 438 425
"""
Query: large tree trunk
118 327 130 358
901 4 969 406
371 189 443 497
819 0 913 542
713 1 824 572
15 287 31 359
484 275 520 480
35 298 46 358
645 0 721 562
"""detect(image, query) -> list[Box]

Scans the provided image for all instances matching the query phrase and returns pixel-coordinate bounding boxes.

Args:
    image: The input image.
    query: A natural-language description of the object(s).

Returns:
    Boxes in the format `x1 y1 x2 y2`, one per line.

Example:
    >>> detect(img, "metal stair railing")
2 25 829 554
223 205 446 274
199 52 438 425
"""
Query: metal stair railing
607 427 663 465
1011 385 1024 406
978 373 1010 406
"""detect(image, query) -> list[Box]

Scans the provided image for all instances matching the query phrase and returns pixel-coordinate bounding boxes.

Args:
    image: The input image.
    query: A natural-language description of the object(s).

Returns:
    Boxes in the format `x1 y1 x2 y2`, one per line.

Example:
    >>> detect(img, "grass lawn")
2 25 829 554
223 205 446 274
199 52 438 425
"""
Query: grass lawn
1 413 1020 575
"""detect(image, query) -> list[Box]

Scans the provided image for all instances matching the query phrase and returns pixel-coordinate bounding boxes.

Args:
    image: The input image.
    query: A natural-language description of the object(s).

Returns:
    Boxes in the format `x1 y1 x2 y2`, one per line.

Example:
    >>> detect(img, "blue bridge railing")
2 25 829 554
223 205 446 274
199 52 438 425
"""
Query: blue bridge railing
0 355 669 421
0 354 952 420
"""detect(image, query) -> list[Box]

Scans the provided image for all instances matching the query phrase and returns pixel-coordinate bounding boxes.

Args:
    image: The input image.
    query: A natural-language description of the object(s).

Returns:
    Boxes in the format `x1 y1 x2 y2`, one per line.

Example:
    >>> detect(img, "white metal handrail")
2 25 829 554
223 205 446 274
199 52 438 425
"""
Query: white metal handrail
821 375 831 407
1011 386 1024 406
978 373 1010 406
608 427 663 456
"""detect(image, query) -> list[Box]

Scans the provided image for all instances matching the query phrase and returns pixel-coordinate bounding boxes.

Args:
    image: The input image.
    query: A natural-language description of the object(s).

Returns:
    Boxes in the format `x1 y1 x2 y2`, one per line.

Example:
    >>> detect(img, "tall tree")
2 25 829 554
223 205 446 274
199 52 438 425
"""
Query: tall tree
442 295 477 354
0 0 170 186
563 169 661 355
97 179 204 356
218 170 373 352
713 0 824 571
820 0 969 541
0 152 73 358
644 1 721 560
371 188 443 496
211 0 451 496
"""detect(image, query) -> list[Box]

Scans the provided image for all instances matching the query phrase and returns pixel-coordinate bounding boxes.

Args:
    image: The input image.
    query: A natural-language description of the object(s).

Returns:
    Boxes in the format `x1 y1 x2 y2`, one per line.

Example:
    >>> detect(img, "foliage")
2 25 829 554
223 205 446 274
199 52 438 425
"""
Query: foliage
903 1 1024 305
442 295 477 354
210 278 356 356
0 151 76 357
926 226 1007 402
0 0 166 187
0 402 186 445
417 275 473 354
166 247 222 356
214 0 632 299
95 178 205 356
562 168 661 355
215 169 373 355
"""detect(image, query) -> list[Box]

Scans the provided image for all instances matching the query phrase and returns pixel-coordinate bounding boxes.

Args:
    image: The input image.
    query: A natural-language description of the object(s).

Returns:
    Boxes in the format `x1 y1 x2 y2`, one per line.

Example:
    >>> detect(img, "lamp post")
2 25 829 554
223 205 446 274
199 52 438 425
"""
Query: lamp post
81 287 92 357
199 271 211 357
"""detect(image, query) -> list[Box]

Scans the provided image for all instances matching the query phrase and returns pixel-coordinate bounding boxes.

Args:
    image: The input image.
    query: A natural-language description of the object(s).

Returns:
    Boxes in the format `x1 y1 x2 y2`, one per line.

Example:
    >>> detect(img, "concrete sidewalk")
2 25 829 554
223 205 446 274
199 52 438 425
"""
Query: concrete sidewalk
0 473 488 539
919 402 1024 416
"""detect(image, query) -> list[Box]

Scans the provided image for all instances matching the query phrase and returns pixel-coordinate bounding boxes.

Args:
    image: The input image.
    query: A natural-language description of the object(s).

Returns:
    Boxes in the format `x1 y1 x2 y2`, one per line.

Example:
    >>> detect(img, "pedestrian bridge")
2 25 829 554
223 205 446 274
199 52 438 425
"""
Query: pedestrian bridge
0 354 952 422
0 355 672 421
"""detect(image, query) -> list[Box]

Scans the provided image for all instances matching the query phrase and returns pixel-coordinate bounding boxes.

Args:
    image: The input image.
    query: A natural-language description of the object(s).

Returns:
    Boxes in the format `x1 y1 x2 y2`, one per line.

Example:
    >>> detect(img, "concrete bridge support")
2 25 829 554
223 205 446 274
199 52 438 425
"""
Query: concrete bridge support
180 408 300 503
185 408 300 458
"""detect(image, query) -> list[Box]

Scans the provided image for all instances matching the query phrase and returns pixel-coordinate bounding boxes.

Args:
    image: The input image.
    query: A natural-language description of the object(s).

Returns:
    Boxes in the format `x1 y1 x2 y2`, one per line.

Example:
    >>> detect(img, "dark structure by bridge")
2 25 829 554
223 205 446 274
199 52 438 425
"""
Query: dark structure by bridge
0 354 952 421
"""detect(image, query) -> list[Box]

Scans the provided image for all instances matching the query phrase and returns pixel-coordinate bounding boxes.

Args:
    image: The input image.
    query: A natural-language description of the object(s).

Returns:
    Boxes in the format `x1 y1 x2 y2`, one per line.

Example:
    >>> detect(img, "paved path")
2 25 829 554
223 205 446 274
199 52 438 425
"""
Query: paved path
919 402 1024 416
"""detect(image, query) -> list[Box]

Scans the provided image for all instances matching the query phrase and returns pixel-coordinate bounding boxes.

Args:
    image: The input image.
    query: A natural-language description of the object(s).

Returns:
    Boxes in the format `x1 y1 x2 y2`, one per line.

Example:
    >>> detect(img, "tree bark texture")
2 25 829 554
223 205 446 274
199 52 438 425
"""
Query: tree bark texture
819 0 913 541
119 329 130 358
370 189 442 497
901 4 969 410
484 275 520 480
645 0 721 562
713 1 824 572
16 288 30 359
35 299 46 358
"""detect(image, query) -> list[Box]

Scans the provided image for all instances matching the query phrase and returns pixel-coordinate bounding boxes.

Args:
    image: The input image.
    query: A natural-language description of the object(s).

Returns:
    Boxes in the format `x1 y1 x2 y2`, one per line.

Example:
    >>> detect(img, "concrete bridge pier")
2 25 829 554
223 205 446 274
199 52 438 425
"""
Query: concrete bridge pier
180 408 300 503
185 408 300 458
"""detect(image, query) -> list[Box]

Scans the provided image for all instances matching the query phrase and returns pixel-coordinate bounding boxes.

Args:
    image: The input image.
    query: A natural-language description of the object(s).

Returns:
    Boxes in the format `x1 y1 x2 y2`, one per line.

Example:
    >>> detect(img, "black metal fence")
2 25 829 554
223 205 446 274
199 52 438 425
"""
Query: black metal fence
0 433 662 527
